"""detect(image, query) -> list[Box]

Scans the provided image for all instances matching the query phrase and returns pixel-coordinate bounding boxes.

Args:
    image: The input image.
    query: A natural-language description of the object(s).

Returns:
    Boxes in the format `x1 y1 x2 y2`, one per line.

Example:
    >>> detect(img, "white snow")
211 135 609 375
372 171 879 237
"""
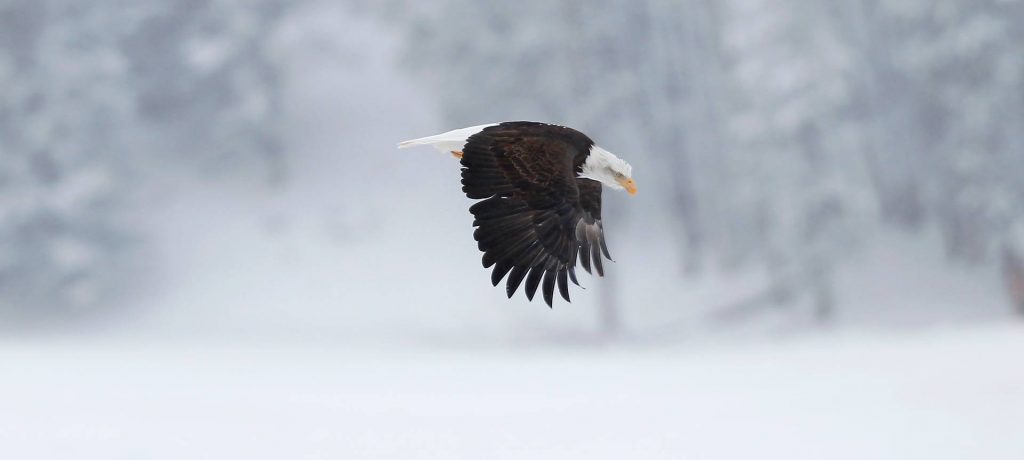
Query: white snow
2 324 1022 459
3 5 1020 460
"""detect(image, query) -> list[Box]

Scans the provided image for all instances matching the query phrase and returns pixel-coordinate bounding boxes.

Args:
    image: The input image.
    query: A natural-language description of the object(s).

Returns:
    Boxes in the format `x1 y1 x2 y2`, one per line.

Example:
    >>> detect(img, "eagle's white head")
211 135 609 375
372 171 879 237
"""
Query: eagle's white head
578 146 637 196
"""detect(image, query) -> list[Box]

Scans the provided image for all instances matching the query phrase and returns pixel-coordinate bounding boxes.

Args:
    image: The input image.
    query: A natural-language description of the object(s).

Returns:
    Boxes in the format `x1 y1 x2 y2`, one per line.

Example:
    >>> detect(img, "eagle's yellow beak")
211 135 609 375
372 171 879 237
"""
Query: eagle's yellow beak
618 177 638 196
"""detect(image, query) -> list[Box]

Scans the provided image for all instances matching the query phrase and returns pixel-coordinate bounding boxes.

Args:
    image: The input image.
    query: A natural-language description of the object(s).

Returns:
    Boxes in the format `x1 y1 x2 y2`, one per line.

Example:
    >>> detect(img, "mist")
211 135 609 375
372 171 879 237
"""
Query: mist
1 0 1022 458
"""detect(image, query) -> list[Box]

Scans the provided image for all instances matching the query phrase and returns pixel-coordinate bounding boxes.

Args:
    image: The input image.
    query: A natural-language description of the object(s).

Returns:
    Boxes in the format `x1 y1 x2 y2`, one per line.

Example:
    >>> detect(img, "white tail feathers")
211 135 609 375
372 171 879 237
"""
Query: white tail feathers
397 123 497 154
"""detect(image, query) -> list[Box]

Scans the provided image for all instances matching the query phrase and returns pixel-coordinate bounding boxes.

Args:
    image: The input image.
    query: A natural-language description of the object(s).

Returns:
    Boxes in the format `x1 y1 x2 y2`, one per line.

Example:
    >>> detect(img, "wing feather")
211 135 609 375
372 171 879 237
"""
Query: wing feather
524 266 545 301
556 269 571 302
461 122 614 307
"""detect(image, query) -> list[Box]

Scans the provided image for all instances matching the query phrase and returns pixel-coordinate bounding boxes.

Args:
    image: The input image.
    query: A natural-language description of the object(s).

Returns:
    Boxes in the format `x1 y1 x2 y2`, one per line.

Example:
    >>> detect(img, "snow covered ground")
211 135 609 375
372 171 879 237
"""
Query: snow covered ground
5 4 1022 459
2 324 1022 460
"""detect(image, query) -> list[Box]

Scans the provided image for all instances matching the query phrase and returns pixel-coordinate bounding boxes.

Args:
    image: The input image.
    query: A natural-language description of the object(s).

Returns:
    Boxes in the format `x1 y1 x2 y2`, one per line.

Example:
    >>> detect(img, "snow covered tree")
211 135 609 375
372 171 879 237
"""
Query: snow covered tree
122 0 289 183
0 0 292 320
383 0 1024 324
0 0 137 318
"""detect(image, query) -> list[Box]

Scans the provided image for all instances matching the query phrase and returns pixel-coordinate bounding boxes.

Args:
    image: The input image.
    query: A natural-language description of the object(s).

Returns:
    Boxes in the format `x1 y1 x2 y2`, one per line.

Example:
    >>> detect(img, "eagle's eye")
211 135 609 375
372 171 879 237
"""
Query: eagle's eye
613 171 626 180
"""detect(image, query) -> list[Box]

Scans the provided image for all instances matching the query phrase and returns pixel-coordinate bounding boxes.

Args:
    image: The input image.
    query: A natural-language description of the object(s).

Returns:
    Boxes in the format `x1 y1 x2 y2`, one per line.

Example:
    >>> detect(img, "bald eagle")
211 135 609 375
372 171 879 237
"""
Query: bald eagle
398 121 637 307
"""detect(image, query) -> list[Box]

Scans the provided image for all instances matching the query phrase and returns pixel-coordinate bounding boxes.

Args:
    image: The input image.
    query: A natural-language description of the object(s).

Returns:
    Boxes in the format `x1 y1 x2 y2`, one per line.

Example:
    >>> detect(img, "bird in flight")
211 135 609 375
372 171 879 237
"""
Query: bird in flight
398 121 637 307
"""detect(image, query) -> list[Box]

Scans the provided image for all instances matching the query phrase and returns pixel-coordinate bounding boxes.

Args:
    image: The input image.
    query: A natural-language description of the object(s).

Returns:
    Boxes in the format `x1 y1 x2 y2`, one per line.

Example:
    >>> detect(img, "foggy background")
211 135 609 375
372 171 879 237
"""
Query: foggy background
1 0 1022 458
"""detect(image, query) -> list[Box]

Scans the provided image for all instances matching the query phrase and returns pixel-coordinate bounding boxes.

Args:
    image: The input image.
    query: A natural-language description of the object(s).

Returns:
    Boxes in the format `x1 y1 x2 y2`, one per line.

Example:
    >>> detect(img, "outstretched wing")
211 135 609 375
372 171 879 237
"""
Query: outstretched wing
461 122 611 307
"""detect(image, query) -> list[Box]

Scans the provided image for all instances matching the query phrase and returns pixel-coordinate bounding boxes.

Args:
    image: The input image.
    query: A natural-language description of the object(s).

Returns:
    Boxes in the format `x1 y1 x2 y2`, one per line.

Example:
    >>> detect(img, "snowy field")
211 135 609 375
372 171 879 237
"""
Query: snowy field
3 324 1022 460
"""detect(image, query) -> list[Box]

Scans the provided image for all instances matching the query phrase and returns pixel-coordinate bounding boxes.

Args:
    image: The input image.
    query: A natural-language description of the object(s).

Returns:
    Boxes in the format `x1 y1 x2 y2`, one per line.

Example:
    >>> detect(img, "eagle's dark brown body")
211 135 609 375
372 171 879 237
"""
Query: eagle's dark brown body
460 122 611 307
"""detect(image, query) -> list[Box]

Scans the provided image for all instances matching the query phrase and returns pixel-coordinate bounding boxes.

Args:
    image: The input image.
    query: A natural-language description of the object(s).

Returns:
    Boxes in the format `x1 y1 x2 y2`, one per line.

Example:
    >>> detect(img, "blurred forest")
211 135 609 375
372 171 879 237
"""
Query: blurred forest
1 0 1022 336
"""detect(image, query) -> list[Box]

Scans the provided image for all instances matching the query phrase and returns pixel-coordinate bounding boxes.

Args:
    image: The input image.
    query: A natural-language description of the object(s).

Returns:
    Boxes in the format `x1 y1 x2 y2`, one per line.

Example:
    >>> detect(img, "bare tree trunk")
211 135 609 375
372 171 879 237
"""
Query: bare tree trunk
839 0 924 229
597 277 622 338
641 0 708 274
1001 244 1024 316
562 0 624 339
